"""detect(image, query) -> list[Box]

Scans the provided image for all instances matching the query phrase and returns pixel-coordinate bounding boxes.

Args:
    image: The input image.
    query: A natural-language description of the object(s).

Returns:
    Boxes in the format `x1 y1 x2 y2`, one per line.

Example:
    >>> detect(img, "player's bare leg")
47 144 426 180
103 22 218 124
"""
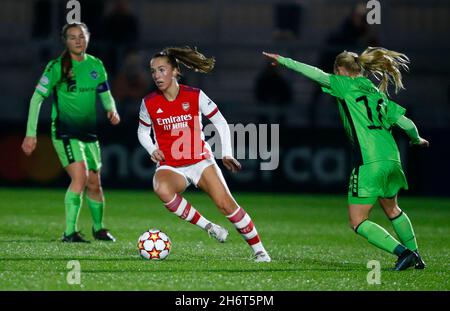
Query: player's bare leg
379 196 425 269
348 203 373 229
198 164 271 262
153 169 186 203
86 170 103 202
154 169 217 233
66 161 88 194
197 164 238 216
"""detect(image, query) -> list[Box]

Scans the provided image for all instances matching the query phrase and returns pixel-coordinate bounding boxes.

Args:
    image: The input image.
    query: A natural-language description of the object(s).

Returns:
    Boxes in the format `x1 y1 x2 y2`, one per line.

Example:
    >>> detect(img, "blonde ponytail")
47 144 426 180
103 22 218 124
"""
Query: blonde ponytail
334 47 410 94
358 47 409 94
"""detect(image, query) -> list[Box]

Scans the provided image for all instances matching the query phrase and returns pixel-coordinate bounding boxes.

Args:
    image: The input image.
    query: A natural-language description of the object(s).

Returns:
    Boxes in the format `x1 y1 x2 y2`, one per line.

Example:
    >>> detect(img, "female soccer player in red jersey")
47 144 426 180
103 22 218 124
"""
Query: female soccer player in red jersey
263 47 428 270
138 47 270 262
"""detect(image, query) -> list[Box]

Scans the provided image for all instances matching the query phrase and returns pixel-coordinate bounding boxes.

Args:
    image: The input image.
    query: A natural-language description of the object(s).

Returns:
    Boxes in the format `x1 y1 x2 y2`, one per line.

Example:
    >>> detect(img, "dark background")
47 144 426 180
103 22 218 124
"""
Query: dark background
0 0 449 196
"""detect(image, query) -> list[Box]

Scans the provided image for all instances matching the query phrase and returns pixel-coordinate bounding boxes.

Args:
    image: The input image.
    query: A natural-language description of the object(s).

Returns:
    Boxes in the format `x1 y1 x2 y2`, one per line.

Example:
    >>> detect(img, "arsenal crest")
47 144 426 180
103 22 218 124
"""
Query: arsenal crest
182 102 190 111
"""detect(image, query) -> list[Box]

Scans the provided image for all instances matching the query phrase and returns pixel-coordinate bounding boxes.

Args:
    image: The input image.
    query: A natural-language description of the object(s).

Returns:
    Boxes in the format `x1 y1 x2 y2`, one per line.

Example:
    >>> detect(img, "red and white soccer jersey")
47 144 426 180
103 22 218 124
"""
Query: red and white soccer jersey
139 85 220 167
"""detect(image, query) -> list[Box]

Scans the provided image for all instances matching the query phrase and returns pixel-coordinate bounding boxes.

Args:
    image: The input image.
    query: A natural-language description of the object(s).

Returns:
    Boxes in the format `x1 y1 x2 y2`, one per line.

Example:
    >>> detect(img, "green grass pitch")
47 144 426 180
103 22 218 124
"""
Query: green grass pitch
0 188 449 290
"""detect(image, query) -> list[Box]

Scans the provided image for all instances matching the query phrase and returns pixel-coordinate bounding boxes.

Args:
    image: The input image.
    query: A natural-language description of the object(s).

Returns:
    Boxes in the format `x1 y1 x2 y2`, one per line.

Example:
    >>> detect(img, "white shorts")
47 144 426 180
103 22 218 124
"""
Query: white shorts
155 157 217 189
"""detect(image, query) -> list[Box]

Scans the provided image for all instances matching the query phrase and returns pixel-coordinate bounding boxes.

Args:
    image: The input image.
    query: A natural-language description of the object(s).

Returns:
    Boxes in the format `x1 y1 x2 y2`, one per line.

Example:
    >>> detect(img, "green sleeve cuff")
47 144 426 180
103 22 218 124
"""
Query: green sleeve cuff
395 115 420 143
25 92 45 137
99 90 117 112
278 56 331 87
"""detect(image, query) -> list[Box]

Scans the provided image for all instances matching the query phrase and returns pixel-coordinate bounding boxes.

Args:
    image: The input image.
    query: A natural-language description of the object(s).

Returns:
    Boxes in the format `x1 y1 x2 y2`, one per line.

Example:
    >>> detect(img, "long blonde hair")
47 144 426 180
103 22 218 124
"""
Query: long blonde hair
153 46 215 79
334 47 410 94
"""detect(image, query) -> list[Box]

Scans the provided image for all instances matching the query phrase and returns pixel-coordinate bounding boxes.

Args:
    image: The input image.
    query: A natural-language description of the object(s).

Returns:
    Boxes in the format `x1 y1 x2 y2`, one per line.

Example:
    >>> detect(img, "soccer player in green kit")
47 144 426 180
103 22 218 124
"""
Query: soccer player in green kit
263 47 428 270
21 23 120 243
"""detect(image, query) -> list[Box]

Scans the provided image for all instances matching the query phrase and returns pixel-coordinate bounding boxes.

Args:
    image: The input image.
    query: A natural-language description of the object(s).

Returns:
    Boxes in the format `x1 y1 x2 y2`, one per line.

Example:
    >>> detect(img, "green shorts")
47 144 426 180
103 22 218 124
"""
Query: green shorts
52 137 102 170
348 161 408 205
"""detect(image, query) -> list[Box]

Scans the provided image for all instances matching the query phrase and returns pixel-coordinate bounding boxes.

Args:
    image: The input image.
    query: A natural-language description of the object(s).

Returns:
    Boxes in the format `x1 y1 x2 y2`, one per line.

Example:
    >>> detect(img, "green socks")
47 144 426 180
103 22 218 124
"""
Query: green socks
356 220 406 256
87 196 105 232
64 190 82 235
390 212 418 251
64 191 105 234
356 213 418 256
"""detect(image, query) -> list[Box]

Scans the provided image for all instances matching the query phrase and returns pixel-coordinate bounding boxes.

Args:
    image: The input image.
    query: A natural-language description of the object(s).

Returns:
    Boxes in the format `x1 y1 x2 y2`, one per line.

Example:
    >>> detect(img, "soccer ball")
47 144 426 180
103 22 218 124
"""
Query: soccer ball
138 229 172 260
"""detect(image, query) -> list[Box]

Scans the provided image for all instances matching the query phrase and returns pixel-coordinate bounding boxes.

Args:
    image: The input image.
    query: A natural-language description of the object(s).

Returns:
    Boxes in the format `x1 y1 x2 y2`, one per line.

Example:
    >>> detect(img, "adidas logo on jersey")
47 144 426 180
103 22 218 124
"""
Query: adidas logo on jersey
157 108 164 114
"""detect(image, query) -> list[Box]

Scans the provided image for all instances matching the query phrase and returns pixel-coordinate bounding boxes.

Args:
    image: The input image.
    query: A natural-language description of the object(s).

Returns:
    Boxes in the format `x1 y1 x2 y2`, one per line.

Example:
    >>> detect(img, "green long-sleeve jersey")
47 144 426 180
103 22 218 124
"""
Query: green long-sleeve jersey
278 56 417 166
27 54 116 142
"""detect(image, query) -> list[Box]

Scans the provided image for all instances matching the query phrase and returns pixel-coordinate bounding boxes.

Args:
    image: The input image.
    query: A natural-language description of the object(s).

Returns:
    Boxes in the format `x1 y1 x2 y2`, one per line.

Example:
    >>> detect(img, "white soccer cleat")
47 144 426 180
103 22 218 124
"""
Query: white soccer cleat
254 251 271 263
206 223 229 243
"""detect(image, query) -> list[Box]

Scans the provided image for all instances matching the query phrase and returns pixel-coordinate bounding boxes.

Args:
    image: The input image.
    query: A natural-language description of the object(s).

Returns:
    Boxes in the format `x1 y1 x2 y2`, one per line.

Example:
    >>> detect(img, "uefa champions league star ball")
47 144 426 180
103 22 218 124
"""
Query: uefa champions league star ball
138 229 172 260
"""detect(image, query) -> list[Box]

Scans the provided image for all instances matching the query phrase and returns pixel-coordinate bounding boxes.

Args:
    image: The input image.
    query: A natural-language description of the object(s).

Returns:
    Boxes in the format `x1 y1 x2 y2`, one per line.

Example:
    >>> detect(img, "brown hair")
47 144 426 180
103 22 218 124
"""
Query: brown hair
60 23 90 82
152 46 215 79
334 47 410 94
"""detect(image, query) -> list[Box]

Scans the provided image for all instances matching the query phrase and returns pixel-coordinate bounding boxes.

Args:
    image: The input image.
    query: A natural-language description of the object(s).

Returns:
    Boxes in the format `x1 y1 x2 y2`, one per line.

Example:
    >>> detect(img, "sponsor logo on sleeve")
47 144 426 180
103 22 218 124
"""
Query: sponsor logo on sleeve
39 76 49 85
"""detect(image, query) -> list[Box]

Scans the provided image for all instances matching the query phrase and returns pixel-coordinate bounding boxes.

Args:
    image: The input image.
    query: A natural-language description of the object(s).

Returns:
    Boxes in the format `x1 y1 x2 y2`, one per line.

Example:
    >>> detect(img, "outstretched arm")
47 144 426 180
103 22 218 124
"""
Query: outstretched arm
262 52 331 87
395 115 429 147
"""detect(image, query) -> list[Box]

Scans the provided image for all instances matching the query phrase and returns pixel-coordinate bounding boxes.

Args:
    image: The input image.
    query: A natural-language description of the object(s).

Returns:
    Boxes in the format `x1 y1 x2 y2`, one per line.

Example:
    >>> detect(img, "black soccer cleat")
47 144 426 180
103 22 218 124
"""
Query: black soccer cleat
414 251 426 269
394 249 418 271
62 231 90 243
93 228 116 242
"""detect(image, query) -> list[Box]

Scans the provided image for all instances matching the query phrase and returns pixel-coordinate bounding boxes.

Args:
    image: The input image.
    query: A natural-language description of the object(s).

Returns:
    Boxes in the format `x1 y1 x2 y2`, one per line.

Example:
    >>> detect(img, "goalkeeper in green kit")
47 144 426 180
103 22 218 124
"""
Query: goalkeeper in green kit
263 47 428 271
22 23 120 243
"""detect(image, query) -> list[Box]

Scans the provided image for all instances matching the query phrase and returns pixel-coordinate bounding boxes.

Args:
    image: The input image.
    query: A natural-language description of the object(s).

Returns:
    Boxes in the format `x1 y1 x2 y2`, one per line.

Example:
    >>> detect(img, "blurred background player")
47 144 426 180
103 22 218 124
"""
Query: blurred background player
263 47 428 270
138 47 271 262
21 23 120 243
